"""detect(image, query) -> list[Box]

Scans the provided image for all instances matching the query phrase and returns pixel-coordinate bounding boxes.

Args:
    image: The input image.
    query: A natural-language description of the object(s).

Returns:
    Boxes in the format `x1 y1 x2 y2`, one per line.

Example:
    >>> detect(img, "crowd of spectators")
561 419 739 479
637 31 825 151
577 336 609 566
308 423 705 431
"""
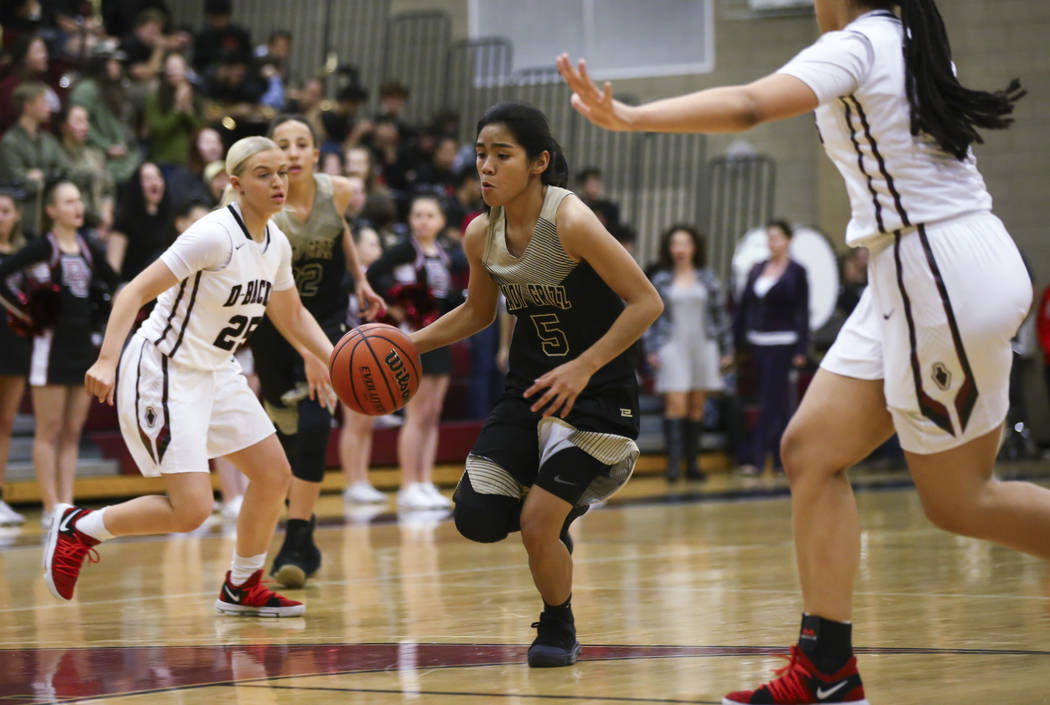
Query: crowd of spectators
10 0 1032 519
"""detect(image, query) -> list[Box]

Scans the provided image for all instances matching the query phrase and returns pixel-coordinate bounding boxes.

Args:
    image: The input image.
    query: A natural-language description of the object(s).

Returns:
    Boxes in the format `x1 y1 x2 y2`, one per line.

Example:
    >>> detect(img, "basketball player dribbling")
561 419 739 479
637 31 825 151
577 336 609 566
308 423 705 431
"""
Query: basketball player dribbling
411 102 663 667
560 1 1042 703
44 136 337 617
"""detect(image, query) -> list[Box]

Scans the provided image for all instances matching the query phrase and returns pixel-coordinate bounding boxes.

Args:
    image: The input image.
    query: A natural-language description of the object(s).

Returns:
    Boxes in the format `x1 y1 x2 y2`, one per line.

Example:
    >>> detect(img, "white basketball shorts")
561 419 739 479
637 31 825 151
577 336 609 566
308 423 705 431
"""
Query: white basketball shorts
821 211 1031 454
116 334 275 476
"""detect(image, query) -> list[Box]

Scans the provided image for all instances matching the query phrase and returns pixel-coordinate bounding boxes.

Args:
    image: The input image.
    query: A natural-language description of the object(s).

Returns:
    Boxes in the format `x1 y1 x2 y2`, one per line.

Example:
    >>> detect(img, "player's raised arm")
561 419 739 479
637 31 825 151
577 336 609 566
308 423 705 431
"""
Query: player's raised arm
556 53 818 134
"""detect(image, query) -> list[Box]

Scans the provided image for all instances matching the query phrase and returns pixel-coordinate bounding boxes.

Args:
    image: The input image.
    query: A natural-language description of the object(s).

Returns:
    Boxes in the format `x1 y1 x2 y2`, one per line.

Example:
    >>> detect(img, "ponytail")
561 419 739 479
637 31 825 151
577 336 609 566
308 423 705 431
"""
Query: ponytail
476 102 569 188
545 148 569 188
896 0 1025 160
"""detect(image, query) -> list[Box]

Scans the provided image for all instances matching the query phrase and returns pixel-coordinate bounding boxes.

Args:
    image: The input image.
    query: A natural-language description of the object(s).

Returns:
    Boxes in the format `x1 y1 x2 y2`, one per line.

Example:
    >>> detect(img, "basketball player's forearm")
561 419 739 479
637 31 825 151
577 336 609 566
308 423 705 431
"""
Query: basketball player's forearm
627 86 762 133
576 303 660 374
412 303 492 354
97 288 148 362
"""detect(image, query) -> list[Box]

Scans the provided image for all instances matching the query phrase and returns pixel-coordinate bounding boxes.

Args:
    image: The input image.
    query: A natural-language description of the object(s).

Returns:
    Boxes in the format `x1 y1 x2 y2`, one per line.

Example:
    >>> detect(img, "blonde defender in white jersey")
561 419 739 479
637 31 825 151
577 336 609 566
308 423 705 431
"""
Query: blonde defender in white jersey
561 0 1041 703
42 136 338 618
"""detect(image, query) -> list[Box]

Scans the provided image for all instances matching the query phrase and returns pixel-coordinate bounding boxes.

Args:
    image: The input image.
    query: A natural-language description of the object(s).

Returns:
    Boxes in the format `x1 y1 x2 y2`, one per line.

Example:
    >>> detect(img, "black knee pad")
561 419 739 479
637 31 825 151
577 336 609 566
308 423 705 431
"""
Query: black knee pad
452 472 521 543
290 398 332 483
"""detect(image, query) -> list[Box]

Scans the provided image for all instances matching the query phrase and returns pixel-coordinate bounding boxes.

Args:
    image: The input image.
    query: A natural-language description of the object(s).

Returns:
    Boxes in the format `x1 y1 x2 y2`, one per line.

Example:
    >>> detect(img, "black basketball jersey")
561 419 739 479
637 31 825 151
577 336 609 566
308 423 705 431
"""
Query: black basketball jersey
482 186 638 395
271 173 348 322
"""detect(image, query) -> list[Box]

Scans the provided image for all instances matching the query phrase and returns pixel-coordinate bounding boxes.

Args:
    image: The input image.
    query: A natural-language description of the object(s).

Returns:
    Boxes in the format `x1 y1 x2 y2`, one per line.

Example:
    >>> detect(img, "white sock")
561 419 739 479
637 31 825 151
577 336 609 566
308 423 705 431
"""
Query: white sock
75 507 114 541
229 552 267 585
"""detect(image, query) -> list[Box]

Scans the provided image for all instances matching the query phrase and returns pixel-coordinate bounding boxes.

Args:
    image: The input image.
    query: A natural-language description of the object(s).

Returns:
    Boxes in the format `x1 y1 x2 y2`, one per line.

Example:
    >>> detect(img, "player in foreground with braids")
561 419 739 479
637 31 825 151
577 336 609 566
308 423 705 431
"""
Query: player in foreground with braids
44 136 336 617
411 102 662 667
561 0 1037 703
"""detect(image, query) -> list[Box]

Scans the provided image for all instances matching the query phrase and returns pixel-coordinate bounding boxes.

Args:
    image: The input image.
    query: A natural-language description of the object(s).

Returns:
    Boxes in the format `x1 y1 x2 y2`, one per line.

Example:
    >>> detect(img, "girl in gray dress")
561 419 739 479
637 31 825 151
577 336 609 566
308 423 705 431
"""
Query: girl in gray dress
645 225 732 481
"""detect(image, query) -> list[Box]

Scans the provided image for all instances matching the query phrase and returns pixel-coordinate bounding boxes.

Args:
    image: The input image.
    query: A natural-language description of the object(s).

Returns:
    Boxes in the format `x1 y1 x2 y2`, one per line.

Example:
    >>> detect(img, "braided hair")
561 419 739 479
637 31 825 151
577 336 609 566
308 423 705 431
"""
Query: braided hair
872 0 1025 160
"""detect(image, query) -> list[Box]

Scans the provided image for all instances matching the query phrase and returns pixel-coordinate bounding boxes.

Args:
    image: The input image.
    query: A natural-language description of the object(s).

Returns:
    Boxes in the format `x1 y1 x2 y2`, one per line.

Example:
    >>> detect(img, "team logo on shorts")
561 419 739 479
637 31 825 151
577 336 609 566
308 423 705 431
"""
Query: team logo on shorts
931 362 952 391
144 406 158 429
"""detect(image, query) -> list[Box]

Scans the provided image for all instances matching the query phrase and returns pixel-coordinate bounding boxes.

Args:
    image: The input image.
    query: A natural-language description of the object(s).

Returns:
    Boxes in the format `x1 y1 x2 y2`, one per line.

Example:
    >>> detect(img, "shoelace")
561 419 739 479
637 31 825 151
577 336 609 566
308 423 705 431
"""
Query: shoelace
762 648 813 702
52 537 100 577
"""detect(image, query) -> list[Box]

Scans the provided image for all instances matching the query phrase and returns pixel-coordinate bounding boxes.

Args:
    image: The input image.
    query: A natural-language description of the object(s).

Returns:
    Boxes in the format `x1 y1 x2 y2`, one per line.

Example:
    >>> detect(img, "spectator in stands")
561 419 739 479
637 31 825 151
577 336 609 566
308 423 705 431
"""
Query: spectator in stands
0 82 69 237
287 77 325 142
107 161 172 282
320 148 343 176
377 80 416 141
57 104 115 234
341 225 388 506
575 167 620 228
144 52 203 173
119 7 183 86
203 160 229 205
166 126 224 210
732 220 809 475
0 190 29 525
414 134 459 200
50 1 107 58
202 48 265 109
322 81 370 151
343 174 370 229
367 194 465 510
367 114 407 191
70 44 142 185
256 30 293 111
0 1 47 53
443 167 484 239
0 180 118 529
192 0 251 77
645 224 732 481
344 145 397 236
0 33 62 133
101 0 170 40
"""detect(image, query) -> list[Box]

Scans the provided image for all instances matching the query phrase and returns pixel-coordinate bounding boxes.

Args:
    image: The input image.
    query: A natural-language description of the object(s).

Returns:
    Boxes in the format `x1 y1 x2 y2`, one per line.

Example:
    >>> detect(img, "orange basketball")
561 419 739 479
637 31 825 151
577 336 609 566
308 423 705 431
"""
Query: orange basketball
329 323 421 416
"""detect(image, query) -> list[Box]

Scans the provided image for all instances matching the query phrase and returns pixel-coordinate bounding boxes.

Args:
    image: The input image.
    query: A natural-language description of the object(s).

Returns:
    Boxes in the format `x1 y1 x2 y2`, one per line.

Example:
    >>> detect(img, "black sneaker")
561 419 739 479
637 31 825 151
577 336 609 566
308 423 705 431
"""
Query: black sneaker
527 612 582 667
270 515 321 588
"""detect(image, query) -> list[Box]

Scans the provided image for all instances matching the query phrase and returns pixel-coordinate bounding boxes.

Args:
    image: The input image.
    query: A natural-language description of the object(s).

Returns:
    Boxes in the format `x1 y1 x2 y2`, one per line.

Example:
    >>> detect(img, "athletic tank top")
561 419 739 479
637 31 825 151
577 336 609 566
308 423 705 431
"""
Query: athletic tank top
483 186 638 394
271 173 348 320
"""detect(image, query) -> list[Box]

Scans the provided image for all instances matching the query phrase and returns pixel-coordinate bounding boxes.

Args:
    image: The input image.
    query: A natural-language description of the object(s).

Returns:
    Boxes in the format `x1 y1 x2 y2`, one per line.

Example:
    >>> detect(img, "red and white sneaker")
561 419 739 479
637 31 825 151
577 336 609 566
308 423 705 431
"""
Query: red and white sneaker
723 645 869 704
42 504 101 600
214 570 305 617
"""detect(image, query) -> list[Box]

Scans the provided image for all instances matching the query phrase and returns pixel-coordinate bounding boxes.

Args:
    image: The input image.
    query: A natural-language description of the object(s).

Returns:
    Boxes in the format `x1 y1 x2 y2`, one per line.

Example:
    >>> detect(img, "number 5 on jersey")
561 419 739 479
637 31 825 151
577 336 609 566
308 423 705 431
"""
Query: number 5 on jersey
530 312 569 357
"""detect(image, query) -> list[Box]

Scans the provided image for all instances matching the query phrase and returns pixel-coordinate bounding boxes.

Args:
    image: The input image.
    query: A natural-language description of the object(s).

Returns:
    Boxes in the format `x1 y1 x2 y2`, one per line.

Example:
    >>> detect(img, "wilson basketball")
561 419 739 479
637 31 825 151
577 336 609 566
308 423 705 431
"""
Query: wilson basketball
329 323 421 416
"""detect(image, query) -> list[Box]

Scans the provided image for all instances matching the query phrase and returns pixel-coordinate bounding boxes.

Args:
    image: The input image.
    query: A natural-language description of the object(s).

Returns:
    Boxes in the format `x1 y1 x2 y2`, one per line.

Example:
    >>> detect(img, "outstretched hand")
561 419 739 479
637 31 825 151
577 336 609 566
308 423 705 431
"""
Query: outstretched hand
556 53 634 132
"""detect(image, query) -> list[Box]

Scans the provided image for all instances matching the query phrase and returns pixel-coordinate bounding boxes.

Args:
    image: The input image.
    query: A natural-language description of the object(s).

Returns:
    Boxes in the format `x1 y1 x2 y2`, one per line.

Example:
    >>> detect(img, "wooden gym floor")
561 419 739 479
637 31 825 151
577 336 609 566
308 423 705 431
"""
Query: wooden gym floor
1 462 1049 704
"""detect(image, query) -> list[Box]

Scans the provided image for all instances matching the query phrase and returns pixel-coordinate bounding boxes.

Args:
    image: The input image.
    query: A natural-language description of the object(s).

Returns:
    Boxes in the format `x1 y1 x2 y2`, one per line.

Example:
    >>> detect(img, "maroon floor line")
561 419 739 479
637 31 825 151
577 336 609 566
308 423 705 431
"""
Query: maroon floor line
3 642 1048 704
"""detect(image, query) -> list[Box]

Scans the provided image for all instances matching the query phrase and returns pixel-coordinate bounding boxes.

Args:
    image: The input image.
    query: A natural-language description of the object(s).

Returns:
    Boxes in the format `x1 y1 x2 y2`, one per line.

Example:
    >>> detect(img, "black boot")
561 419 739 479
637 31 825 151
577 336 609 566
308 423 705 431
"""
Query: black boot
663 418 685 481
528 601 581 667
271 514 321 589
684 419 707 481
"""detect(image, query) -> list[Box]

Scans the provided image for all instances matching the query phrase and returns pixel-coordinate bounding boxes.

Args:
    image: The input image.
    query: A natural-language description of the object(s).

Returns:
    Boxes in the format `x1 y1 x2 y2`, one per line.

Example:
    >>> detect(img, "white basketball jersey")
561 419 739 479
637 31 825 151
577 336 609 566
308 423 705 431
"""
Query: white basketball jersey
138 204 295 370
778 10 993 247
